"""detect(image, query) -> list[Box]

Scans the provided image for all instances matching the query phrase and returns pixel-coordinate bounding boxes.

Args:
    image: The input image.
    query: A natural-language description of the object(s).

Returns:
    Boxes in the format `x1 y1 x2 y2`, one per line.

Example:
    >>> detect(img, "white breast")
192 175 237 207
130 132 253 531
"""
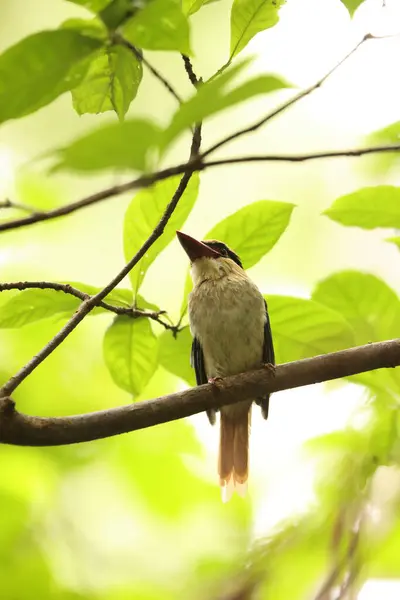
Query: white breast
188 267 266 379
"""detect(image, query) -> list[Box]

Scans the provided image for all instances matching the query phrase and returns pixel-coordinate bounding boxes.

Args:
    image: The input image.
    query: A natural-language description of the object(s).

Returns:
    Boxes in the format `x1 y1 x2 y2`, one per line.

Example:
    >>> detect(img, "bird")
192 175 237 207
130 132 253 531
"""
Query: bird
176 230 275 501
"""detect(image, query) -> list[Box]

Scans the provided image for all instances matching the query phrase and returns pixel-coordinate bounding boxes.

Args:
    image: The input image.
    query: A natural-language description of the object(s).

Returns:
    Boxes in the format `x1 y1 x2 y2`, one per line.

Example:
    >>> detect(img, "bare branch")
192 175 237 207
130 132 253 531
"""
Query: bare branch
116 35 183 104
0 281 175 329
0 164 195 233
201 33 387 158
182 54 200 87
1 143 400 234
1 339 399 446
1 32 397 236
0 126 202 398
202 144 400 166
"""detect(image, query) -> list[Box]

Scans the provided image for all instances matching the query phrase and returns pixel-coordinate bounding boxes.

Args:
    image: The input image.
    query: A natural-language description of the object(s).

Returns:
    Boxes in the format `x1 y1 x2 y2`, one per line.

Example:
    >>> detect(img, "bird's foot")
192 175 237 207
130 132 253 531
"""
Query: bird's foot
262 363 276 376
208 376 224 387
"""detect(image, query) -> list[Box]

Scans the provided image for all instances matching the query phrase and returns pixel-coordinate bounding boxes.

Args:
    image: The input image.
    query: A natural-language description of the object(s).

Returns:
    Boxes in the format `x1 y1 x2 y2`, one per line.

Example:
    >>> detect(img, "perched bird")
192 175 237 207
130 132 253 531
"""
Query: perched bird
176 231 275 501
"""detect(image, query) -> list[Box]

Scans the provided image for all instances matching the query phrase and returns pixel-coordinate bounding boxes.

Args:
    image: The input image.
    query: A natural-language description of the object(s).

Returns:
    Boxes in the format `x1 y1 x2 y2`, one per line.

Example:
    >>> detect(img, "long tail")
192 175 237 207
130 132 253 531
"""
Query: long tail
218 409 250 502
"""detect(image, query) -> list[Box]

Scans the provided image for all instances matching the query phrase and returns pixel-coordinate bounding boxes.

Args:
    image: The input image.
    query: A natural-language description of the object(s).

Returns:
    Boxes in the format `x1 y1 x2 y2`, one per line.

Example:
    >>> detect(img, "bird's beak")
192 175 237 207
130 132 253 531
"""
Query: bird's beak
176 231 221 262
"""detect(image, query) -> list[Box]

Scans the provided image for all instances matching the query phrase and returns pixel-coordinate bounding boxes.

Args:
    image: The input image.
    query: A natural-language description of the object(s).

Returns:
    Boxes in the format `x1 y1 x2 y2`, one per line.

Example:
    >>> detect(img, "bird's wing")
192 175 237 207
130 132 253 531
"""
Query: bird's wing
191 337 216 425
256 299 275 420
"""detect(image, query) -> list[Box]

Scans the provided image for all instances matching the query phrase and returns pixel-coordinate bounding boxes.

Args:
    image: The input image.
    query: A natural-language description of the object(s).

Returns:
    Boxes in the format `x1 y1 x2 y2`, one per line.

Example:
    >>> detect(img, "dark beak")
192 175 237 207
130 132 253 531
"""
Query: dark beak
176 231 221 262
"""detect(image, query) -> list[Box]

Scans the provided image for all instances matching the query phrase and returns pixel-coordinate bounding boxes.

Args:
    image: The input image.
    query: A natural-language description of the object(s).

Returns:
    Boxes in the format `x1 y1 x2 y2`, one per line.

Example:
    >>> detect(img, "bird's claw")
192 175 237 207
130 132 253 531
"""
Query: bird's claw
208 376 223 387
262 363 276 376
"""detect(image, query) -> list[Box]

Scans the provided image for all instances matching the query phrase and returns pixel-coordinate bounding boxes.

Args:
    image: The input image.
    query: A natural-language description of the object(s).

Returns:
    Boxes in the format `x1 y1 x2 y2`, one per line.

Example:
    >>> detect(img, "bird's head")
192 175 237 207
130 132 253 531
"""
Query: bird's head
176 231 243 284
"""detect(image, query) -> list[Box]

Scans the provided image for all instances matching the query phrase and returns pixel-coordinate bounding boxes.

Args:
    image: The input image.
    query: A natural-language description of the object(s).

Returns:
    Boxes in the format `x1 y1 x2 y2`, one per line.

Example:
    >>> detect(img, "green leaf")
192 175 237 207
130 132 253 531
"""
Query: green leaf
136 294 160 313
71 45 142 119
230 0 285 59
124 173 200 294
159 328 195 386
323 186 400 230
267 295 354 363
368 121 400 145
180 200 294 311
66 0 113 11
340 0 366 16
123 0 191 54
61 17 108 39
182 0 220 15
103 288 133 307
205 200 294 268
386 237 400 251
51 119 160 173
0 30 102 125
312 271 400 396
365 121 400 174
312 271 400 346
99 0 135 29
0 285 135 327
162 60 290 150
64 282 133 307
0 290 80 328
103 316 158 396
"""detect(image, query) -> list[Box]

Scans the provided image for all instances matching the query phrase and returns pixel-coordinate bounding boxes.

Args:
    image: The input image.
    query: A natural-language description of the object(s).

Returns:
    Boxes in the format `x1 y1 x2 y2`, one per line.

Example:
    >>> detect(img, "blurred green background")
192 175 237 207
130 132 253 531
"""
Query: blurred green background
1 0 400 598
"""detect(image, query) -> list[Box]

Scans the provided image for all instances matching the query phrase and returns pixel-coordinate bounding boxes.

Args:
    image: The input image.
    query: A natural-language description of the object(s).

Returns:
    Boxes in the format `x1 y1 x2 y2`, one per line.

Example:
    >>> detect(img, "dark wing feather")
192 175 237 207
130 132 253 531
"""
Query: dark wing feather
191 337 216 425
256 300 275 419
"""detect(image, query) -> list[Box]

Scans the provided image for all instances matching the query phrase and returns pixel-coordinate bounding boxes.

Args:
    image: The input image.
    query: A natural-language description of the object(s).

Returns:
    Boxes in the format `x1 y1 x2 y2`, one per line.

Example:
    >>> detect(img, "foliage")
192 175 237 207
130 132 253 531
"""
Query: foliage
0 30 102 124
161 61 291 151
1 0 398 598
51 119 160 172
71 44 143 119
324 186 400 230
124 174 200 294
339 0 366 16
230 0 285 59
122 0 192 54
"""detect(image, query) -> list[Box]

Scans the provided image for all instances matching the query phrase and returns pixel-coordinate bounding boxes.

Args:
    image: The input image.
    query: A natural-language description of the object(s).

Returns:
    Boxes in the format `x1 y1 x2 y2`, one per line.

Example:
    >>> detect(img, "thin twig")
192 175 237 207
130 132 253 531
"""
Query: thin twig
116 35 183 104
201 33 384 158
314 515 363 600
1 143 400 234
202 145 400 166
182 54 200 87
1 339 399 446
0 199 40 213
0 126 202 398
0 281 175 329
0 163 197 233
0 32 396 236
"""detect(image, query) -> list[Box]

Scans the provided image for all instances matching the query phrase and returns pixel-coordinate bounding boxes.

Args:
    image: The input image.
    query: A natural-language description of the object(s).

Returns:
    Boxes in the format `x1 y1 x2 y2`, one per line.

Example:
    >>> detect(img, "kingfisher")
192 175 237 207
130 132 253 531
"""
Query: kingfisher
176 231 275 501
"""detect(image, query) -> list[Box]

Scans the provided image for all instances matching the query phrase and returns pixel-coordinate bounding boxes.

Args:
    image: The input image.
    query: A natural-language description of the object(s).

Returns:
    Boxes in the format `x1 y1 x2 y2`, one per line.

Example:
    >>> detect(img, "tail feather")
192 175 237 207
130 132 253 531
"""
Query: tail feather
219 409 250 500
218 414 235 486
233 415 249 484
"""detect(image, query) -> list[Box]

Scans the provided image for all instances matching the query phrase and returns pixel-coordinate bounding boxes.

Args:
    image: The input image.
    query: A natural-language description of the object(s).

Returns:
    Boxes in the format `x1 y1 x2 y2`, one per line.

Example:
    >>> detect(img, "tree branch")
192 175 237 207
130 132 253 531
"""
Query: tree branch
202 145 400 166
1 143 399 234
1 339 399 447
182 54 200 87
1 33 395 236
116 35 183 104
0 281 176 329
0 126 202 398
201 32 387 158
